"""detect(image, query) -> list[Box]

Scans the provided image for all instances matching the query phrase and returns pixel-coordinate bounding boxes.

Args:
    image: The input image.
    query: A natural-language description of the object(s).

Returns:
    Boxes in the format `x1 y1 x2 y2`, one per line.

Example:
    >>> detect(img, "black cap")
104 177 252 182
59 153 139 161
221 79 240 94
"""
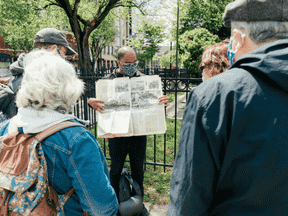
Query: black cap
222 0 288 28
33 28 77 56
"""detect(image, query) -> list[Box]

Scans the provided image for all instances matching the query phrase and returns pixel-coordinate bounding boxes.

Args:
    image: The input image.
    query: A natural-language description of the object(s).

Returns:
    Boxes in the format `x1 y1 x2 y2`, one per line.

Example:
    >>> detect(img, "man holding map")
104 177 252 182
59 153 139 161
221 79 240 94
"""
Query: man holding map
88 46 169 216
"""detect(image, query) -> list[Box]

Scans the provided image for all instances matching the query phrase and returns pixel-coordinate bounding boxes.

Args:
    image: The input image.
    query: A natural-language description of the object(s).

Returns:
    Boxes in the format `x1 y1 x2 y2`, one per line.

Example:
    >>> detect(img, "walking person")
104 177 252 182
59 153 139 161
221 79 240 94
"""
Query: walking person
0 50 118 215
167 0 288 215
88 46 169 216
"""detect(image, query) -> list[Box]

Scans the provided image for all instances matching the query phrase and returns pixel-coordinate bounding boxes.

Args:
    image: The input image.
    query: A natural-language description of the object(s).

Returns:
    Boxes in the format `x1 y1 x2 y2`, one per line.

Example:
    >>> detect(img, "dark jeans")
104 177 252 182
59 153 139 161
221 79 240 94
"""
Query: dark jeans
108 135 147 201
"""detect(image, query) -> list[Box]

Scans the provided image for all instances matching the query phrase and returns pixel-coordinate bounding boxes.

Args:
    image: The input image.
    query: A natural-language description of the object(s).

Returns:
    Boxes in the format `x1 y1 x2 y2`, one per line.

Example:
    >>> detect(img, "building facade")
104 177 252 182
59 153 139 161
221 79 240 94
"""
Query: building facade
98 15 132 71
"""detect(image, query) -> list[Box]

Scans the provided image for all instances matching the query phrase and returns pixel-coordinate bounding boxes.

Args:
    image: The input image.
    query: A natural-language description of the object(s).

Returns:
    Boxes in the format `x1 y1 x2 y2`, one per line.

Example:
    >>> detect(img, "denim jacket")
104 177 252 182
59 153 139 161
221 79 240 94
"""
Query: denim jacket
0 119 118 216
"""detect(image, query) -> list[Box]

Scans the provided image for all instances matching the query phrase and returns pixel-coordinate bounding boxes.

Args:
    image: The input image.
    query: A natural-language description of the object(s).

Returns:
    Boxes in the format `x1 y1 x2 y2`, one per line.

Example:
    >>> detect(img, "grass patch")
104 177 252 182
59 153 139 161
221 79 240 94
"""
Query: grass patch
166 92 185 103
0 62 9 67
90 117 182 205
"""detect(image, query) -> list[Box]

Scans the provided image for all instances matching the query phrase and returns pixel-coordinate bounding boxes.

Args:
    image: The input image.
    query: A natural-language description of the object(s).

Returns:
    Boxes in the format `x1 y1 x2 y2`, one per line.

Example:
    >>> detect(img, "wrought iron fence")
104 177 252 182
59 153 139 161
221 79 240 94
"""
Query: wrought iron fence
73 66 202 172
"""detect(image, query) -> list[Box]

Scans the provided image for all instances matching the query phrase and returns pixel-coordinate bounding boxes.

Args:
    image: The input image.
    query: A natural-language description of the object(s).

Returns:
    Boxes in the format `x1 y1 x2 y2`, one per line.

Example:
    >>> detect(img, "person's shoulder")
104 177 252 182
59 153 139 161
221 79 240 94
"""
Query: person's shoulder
136 70 145 77
104 69 123 79
193 68 257 106
46 120 90 146
198 68 253 92
104 73 116 79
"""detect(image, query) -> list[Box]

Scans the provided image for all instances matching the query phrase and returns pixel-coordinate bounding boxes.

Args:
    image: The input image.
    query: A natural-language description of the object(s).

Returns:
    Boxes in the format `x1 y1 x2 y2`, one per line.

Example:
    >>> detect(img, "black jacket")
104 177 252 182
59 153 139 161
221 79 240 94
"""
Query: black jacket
167 39 288 215
0 53 25 119
104 69 145 79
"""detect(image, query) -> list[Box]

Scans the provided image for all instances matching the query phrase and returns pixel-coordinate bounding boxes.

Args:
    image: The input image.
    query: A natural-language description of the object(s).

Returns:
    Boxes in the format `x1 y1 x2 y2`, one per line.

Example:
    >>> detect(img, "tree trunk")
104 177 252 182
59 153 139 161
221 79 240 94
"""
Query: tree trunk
69 15 93 75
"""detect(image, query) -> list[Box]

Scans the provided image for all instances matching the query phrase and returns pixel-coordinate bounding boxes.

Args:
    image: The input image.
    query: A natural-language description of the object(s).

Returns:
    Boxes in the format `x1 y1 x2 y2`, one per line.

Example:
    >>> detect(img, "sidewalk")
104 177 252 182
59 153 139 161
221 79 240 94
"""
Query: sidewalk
166 91 191 120
144 202 169 216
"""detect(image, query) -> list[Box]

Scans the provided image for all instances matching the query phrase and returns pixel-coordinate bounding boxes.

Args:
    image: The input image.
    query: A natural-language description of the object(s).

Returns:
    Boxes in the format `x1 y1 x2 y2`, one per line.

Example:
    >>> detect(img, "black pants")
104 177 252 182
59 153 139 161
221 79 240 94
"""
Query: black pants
108 135 147 201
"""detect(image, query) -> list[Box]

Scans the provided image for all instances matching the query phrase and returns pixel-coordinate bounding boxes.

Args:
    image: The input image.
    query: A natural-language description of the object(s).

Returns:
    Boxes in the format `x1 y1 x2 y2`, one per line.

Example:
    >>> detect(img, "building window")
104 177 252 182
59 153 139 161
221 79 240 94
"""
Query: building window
122 39 125 45
107 61 110 69
107 46 109 55
102 47 105 55
111 47 113 55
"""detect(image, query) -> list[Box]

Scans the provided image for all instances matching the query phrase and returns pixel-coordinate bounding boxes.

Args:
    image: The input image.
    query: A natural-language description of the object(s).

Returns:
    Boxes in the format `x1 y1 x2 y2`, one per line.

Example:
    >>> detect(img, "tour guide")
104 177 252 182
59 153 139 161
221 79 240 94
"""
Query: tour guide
88 46 169 216
167 0 288 215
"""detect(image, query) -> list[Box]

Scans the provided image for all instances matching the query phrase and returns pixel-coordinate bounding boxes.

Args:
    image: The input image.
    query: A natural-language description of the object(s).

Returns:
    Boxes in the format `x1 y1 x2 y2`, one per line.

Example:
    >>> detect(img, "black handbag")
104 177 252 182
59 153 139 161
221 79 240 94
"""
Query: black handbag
118 168 143 216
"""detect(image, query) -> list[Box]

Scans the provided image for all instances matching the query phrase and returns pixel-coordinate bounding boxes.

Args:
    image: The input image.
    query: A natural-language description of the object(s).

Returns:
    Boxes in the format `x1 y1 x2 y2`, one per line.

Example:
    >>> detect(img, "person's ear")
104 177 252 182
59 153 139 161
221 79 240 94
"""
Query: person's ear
117 60 121 68
232 29 246 51
47 45 57 51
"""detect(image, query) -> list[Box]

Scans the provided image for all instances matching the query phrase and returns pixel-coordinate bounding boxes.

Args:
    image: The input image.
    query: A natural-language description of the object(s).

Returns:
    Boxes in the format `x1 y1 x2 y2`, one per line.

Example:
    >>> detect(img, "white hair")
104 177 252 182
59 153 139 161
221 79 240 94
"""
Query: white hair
16 50 84 114
231 21 288 44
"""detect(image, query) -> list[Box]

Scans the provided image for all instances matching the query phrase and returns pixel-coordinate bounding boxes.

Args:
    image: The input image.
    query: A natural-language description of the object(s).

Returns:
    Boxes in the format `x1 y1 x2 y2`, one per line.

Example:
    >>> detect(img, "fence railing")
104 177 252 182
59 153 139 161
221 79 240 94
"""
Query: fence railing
73 67 202 172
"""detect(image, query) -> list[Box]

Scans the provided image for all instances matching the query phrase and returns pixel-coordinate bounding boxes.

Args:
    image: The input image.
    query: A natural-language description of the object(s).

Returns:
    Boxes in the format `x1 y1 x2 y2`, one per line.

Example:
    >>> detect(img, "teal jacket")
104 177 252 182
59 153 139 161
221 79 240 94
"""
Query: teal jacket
168 39 288 215
0 119 118 216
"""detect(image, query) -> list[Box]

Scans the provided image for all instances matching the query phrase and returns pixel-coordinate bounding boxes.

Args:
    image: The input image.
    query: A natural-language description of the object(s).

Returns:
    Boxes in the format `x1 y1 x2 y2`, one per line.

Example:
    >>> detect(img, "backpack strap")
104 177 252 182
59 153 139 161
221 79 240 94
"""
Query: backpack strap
59 187 90 216
35 121 84 143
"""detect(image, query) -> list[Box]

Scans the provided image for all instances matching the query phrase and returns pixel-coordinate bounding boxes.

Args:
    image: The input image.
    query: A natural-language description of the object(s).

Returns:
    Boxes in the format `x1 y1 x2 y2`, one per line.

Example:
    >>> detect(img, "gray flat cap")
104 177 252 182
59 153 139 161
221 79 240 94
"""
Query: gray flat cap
222 0 288 27
34 28 77 56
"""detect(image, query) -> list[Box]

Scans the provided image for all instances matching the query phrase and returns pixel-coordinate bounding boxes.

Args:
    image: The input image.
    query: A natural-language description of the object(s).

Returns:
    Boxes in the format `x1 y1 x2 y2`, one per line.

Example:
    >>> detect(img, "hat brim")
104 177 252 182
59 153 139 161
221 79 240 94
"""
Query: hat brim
66 46 77 56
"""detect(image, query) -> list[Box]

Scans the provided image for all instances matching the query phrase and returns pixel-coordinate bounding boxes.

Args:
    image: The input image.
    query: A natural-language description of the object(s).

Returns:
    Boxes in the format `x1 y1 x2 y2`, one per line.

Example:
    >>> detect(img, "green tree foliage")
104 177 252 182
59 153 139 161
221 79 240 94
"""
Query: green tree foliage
177 0 234 40
0 0 61 53
89 12 117 69
127 15 165 66
40 0 148 74
1 0 148 74
160 50 183 68
178 28 220 77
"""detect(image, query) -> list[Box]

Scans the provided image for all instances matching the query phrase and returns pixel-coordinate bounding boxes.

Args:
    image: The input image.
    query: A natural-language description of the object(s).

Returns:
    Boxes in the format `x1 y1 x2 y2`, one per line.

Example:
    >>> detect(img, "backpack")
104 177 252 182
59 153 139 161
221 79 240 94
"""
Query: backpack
118 168 143 216
0 121 90 216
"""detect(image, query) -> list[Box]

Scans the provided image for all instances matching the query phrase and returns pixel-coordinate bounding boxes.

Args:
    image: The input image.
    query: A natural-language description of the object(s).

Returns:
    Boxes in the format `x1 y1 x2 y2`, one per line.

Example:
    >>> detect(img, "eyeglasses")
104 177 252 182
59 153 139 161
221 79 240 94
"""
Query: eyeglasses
198 66 204 75
121 60 139 66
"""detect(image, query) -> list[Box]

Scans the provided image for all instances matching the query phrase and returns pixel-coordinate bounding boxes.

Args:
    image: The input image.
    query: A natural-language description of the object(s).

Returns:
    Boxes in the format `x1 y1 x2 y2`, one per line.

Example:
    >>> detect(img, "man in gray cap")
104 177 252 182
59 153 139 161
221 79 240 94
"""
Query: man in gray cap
167 0 288 215
0 28 76 119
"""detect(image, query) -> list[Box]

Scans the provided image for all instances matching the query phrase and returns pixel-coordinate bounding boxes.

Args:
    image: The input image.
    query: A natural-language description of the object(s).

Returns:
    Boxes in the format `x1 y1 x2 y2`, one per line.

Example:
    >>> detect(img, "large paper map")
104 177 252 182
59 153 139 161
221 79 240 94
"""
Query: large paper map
96 75 166 138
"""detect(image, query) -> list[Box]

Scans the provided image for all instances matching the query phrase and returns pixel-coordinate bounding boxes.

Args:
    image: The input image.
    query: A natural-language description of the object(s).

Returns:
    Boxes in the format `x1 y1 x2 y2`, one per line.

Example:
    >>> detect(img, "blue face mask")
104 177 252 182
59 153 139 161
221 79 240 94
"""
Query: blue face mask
227 38 236 66
227 30 245 66
122 64 137 76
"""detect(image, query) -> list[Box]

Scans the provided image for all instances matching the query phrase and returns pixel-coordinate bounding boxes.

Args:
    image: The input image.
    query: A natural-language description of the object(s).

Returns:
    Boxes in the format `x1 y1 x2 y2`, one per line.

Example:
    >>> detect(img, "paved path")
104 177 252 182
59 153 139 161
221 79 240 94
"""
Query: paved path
144 202 169 216
166 91 191 120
